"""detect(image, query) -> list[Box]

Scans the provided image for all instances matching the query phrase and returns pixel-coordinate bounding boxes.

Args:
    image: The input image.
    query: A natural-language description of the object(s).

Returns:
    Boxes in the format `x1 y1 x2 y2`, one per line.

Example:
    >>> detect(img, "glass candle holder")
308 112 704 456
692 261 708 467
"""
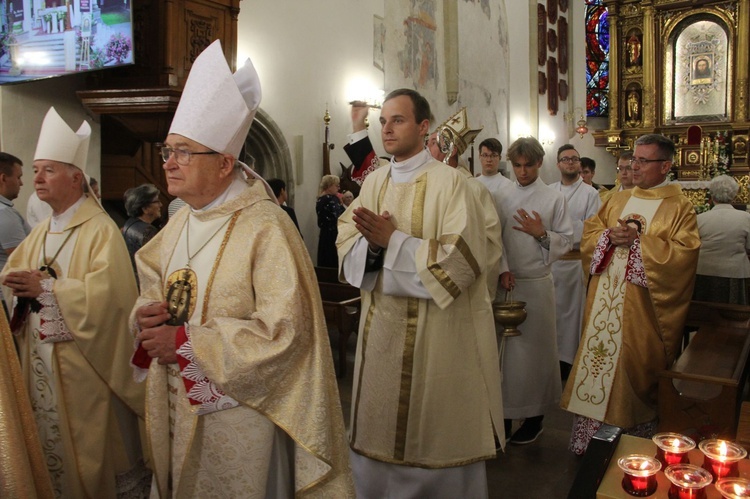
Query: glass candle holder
663 463 713 499
618 454 662 497
654 433 696 467
699 440 747 482
716 477 750 498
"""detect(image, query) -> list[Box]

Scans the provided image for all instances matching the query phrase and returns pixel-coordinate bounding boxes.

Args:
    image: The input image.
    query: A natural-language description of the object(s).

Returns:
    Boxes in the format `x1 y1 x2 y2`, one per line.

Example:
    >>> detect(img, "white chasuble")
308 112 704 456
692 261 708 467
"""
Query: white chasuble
564 195 663 421
161 212 288 498
29 229 80 496
136 179 353 498
2 194 147 499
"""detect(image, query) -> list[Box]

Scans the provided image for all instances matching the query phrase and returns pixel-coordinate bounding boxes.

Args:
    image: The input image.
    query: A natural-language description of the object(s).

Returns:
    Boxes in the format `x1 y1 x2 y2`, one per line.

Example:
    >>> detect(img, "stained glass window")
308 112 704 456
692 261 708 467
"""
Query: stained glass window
585 0 609 117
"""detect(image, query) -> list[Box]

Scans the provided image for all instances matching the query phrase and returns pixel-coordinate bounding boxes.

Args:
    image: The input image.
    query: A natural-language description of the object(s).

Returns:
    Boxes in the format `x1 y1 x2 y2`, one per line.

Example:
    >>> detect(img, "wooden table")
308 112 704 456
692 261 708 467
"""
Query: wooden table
597 435 750 498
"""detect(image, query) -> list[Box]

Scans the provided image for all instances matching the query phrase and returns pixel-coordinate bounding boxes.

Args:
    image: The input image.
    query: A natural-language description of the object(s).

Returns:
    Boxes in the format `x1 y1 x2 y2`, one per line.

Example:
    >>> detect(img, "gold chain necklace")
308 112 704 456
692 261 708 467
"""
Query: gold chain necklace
41 224 78 279
185 214 233 268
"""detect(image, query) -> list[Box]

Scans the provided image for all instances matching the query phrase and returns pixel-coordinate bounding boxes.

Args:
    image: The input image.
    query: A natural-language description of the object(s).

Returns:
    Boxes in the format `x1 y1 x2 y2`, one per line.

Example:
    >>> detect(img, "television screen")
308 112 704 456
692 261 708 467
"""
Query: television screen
0 0 133 84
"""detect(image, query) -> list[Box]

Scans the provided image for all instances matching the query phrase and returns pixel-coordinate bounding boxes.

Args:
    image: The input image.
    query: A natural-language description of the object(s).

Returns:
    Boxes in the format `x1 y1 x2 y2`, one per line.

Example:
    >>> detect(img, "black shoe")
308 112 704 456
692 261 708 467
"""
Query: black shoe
510 419 544 445
560 361 572 381
503 418 513 444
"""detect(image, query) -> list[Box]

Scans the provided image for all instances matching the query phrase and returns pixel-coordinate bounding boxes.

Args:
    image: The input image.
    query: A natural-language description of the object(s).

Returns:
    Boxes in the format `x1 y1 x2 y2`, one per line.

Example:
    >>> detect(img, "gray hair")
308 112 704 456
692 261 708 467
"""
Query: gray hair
634 134 675 161
318 174 340 196
709 175 739 204
124 183 159 217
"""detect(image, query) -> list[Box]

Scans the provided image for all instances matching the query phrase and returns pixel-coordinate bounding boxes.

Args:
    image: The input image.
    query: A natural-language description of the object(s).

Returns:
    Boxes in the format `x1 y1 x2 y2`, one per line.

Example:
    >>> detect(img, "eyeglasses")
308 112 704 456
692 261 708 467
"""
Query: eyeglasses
480 153 500 159
161 146 219 166
616 166 632 172
558 157 581 164
629 157 669 167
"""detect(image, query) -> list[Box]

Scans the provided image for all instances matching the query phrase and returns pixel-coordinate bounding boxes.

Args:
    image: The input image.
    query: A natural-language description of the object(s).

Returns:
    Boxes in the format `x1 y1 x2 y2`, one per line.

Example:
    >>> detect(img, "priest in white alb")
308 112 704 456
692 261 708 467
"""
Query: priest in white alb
549 144 601 379
1 107 149 497
130 40 353 497
494 137 574 445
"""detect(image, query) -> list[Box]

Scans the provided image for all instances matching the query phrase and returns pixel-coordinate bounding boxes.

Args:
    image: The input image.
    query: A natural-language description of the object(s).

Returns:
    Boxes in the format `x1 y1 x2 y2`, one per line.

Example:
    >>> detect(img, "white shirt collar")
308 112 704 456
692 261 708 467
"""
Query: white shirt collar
50 195 87 232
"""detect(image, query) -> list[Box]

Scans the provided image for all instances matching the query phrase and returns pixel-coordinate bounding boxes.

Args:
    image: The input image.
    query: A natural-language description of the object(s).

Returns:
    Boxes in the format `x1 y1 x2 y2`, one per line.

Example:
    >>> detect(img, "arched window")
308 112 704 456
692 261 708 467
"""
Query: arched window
585 0 609 117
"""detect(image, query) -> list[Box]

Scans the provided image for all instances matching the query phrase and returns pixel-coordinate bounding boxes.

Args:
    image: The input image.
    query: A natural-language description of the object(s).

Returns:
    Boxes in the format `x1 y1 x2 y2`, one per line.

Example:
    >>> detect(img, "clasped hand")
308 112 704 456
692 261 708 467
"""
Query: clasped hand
3 270 45 298
608 219 638 247
135 301 179 365
353 207 395 251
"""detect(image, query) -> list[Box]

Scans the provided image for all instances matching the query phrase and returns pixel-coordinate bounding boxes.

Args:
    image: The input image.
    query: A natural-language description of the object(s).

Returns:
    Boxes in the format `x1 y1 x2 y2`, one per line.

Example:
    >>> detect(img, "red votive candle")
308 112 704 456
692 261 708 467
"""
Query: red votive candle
699 439 747 482
618 454 661 496
654 433 696 467
715 477 750 498
663 463 713 499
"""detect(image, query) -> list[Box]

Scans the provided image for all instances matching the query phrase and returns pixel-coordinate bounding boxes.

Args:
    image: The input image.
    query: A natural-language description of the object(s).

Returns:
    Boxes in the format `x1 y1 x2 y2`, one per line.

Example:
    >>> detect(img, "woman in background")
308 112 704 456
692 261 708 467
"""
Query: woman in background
316 174 345 268
694 175 750 304
122 183 162 282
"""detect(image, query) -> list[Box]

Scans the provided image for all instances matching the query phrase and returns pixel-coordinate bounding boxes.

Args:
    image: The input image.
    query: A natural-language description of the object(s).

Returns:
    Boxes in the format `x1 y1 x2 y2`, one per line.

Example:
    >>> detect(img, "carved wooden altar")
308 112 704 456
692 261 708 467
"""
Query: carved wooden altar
595 0 750 205
77 0 240 206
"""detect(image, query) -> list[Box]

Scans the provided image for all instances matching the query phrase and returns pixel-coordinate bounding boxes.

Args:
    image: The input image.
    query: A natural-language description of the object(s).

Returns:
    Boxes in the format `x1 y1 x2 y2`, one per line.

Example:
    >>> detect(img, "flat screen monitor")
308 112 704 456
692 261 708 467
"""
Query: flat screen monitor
0 0 133 84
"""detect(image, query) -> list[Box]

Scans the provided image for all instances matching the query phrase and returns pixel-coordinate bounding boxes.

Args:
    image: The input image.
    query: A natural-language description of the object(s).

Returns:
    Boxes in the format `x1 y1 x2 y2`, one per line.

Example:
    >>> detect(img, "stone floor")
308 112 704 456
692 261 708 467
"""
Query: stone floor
332 332 583 499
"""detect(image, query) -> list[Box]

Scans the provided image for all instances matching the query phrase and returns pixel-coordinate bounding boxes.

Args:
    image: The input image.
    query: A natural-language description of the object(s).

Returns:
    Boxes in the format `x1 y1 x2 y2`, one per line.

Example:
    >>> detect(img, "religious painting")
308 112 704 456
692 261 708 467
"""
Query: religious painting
663 15 730 124
373 15 385 71
624 29 642 72
690 54 713 85
537 4 547 66
547 57 558 115
397 1 438 89
558 16 568 74
559 79 568 101
559 0 567 13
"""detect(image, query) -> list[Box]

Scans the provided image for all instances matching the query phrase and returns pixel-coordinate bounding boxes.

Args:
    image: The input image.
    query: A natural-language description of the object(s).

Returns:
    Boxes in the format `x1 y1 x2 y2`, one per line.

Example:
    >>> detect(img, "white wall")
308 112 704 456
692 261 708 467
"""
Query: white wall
237 0 385 255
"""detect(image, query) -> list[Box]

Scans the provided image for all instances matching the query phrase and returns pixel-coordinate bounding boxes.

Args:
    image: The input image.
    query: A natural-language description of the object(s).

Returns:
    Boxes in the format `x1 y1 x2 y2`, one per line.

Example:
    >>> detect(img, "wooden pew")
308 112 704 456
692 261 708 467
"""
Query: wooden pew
315 267 361 378
657 301 750 439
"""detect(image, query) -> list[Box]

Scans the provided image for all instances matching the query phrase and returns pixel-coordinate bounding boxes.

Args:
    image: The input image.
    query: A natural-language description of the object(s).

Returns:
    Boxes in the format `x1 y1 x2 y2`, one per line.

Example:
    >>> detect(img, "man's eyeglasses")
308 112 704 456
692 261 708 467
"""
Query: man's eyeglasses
558 157 580 164
161 146 219 166
480 153 500 159
629 157 669 167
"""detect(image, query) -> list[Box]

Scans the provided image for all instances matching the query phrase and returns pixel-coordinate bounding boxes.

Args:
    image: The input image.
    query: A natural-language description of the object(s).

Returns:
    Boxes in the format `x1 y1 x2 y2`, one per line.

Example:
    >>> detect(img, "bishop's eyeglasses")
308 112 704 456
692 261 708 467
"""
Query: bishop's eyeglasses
629 157 669 167
161 146 219 166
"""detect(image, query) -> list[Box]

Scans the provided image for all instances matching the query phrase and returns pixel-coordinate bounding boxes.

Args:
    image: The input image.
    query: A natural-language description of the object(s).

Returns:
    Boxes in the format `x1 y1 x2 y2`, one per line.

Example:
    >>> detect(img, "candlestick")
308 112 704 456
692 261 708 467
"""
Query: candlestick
618 454 661 496
715 477 750 498
699 439 747 482
654 433 696 467
664 464 713 499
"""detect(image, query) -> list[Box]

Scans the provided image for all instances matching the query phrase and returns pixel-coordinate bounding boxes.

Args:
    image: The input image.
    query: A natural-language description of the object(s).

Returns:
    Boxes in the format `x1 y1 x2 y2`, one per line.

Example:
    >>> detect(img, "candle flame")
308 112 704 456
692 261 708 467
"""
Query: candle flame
638 460 650 470
719 440 728 456
734 483 747 494
670 438 680 448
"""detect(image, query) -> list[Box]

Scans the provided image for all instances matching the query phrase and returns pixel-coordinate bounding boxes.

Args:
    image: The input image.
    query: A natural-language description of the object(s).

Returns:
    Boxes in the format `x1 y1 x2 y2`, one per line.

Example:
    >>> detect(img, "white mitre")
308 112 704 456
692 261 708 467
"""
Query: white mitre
34 107 92 173
169 39 261 158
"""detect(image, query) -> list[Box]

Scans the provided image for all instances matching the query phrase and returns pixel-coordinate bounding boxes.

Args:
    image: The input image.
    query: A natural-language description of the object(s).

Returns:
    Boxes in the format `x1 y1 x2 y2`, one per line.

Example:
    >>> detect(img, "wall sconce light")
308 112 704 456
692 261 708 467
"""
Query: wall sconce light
539 126 556 146
511 119 532 140
346 77 384 109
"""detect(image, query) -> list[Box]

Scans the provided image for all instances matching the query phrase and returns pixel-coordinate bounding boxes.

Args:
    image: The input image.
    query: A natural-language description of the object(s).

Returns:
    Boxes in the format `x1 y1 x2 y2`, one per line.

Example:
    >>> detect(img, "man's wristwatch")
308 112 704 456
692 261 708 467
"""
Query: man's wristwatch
536 231 550 244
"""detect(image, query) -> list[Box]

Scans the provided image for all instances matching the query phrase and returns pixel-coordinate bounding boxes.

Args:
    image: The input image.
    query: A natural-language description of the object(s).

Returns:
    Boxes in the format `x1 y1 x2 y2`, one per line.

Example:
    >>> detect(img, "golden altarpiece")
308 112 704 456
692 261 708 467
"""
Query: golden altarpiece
595 0 750 208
